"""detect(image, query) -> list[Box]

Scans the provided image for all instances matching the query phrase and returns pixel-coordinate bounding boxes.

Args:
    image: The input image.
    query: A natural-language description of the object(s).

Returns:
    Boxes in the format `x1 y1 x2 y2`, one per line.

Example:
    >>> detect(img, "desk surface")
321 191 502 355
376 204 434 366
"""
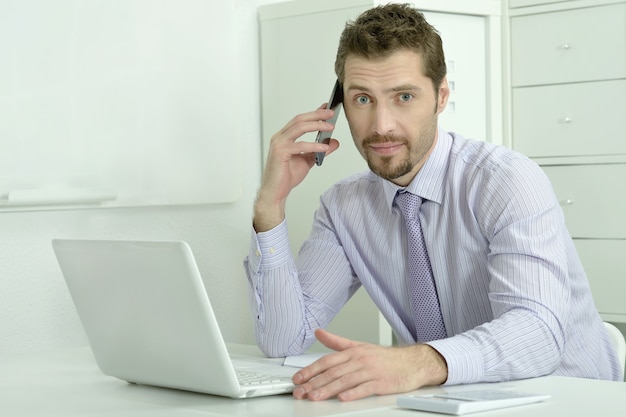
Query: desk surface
2 345 625 417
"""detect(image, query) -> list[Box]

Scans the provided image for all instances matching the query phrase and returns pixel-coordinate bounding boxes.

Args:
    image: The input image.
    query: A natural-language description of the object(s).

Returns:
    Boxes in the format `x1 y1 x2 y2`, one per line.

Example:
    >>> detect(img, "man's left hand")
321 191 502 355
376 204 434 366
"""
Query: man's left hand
292 328 448 401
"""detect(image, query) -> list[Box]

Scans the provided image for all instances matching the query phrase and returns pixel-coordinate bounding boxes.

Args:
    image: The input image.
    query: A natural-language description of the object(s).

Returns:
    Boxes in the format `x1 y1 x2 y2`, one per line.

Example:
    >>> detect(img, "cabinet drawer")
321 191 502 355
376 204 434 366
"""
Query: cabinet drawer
511 4 626 86
575 239 626 317
512 80 626 157
541 164 626 239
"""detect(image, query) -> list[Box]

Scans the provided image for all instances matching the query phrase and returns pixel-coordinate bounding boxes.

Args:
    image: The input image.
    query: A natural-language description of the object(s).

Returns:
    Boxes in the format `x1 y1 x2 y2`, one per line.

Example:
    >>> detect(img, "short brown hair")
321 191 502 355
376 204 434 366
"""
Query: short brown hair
335 3 446 92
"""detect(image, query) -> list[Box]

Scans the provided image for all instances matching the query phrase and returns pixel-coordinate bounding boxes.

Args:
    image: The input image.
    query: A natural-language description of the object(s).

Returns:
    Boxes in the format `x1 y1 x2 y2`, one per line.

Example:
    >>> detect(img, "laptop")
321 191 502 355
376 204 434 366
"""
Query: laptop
52 239 298 398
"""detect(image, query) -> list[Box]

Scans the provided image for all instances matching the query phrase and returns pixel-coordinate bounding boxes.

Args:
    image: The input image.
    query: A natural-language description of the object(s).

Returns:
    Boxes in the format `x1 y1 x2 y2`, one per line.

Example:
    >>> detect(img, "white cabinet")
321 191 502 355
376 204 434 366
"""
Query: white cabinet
508 0 626 322
576 240 626 320
512 80 626 158
541 164 626 239
258 0 502 347
510 3 626 86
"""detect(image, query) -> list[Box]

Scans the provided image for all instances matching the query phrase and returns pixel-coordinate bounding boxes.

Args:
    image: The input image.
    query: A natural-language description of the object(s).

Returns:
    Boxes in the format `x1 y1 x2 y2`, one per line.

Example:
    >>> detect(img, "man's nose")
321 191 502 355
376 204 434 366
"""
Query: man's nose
372 103 396 136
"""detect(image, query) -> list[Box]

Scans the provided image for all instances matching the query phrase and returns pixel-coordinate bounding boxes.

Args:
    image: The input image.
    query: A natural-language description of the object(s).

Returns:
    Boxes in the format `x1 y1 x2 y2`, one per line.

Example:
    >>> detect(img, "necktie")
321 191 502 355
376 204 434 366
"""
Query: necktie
395 191 447 343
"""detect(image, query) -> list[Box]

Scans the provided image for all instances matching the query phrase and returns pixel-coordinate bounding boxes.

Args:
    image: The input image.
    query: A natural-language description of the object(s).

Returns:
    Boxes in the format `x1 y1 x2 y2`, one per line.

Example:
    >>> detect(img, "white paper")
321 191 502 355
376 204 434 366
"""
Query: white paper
283 352 327 368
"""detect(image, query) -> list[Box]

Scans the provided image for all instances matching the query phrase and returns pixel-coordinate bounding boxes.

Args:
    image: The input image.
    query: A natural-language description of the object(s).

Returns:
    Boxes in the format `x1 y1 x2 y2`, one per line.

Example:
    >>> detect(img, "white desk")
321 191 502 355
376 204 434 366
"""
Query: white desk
2 345 625 417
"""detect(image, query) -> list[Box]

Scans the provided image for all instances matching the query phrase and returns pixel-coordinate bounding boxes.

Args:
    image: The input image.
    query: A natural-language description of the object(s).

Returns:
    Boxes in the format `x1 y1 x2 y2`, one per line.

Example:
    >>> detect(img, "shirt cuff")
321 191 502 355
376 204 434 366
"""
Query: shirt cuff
249 219 293 270
428 335 485 385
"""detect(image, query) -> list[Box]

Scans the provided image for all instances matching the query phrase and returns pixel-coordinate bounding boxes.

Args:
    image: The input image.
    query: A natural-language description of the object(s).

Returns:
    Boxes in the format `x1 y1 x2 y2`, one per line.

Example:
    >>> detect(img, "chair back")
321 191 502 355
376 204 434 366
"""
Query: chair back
604 322 626 375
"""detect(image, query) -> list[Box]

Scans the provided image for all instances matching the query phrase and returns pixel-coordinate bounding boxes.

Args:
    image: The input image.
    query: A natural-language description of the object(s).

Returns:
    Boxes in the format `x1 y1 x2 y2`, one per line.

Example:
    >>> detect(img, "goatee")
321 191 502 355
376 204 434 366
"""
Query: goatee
362 134 414 181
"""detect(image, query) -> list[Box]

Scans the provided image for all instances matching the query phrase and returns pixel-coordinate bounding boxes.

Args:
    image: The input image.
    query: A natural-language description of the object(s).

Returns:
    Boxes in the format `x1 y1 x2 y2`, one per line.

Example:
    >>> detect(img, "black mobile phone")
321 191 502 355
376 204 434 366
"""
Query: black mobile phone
314 79 344 166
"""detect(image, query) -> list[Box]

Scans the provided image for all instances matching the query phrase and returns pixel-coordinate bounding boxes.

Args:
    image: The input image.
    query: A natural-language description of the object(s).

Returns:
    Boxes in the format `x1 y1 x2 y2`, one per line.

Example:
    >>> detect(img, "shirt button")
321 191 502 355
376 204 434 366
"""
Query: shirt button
269 247 276 254
255 250 261 257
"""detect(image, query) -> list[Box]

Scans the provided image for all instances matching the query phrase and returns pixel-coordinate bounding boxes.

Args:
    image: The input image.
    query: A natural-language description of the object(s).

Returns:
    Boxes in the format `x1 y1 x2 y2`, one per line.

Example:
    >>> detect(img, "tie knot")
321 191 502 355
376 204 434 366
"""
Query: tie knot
395 191 423 220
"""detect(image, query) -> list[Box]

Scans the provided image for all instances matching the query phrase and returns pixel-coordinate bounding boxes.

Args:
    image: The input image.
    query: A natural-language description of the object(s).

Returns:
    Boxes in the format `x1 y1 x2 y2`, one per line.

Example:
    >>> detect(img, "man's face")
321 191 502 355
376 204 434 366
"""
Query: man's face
342 49 449 186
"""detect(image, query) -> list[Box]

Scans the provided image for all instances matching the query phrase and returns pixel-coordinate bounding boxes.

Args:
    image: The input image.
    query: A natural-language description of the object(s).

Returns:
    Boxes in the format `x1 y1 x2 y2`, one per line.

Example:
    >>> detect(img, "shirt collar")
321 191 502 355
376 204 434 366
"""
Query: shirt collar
379 126 452 211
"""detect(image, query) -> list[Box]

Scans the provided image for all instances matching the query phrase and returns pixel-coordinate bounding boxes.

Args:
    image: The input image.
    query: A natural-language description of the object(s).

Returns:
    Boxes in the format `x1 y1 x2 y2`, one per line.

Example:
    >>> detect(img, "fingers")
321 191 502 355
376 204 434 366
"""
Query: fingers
293 332 372 401
276 107 336 143
292 350 386 401
293 349 347 385
336 381 379 402
292 330 362 388
266 107 342 171
293 353 365 401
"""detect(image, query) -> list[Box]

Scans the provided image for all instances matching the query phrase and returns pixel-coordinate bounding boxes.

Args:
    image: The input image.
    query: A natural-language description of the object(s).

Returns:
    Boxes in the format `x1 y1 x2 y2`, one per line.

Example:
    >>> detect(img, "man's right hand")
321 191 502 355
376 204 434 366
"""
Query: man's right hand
253 105 341 232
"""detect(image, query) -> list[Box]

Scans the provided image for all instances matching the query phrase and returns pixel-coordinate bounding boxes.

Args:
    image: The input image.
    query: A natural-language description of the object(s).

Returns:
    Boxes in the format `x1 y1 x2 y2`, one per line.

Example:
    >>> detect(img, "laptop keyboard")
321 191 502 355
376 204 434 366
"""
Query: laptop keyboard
236 370 293 386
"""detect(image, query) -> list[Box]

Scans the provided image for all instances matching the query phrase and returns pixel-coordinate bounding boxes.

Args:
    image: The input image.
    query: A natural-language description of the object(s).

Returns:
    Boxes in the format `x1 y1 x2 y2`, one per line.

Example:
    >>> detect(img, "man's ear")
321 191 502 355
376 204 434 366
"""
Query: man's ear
435 76 450 115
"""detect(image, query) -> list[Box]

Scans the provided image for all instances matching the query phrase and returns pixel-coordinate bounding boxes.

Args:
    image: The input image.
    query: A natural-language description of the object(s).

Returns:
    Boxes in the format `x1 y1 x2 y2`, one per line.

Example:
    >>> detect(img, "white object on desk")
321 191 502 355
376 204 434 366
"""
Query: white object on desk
283 352 328 368
52 239 297 399
397 389 550 415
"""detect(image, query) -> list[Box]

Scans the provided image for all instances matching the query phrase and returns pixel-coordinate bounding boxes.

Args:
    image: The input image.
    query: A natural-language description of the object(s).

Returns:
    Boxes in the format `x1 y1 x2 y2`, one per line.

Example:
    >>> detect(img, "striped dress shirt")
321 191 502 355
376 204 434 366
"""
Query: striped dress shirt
244 128 623 384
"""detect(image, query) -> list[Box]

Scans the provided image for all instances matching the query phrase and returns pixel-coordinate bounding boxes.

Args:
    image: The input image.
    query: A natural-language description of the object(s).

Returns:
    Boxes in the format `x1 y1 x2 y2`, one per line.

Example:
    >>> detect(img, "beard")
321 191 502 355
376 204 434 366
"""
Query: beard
361 132 433 182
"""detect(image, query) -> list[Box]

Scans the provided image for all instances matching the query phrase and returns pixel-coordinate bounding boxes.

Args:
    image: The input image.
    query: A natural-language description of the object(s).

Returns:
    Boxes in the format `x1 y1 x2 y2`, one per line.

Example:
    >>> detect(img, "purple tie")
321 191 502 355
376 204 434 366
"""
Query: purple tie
395 191 447 343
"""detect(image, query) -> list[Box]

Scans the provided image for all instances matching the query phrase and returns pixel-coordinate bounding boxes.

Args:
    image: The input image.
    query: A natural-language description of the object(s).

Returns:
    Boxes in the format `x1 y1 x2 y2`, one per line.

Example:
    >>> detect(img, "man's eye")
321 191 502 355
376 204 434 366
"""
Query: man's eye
399 93 413 102
356 95 370 104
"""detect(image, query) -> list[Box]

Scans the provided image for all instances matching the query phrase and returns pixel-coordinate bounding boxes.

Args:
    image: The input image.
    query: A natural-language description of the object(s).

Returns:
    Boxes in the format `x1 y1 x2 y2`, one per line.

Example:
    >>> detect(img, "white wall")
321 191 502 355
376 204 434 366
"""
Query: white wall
6 0 621 361
0 0 283 355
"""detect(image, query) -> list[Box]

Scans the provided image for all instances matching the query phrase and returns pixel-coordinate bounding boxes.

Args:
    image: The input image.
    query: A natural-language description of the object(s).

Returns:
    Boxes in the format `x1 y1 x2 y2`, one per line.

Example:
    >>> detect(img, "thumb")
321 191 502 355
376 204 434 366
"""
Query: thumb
326 138 340 154
314 328 361 352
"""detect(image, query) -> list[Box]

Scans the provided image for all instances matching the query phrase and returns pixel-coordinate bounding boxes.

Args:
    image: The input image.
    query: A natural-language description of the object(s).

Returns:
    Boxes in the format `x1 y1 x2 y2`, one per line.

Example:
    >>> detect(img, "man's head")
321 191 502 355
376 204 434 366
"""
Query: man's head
335 4 449 186
335 3 446 95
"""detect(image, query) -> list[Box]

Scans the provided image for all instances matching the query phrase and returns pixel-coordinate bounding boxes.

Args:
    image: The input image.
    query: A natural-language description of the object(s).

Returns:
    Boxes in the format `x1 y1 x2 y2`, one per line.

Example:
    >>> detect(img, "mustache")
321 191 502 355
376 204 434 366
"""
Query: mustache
362 134 408 146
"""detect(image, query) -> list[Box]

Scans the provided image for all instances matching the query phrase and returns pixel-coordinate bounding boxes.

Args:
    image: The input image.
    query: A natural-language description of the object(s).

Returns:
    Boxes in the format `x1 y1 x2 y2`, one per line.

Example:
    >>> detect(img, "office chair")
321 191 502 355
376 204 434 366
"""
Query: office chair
604 322 626 375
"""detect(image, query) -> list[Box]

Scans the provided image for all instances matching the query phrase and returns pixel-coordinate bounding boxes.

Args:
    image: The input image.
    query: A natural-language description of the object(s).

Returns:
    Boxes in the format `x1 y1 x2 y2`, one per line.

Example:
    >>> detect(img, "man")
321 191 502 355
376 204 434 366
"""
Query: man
244 3 623 401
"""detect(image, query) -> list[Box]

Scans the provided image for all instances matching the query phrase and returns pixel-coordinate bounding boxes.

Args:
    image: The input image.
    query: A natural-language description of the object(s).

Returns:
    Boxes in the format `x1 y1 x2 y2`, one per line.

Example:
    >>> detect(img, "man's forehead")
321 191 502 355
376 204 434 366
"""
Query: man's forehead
343 51 429 86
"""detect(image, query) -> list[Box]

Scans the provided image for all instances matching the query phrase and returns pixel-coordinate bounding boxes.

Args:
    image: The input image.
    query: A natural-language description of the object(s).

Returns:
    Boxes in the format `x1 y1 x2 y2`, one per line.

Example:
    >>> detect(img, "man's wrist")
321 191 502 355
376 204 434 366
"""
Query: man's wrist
423 344 449 385
253 194 286 232
412 343 448 386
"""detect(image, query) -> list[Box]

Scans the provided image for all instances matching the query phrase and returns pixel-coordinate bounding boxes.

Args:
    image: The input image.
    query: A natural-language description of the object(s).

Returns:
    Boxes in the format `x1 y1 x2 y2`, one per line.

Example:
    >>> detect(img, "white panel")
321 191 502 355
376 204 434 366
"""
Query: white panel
424 12 487 141
510 0 570 7
512 80 626 157
575 239 626 319
510 4 626 87
0 0 241 210
541 164 626 239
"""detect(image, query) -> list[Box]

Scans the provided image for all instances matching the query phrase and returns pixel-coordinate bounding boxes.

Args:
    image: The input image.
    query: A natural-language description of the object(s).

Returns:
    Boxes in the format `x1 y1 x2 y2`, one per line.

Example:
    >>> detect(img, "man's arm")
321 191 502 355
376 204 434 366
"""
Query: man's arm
430 156 571 385
244 221 308 357
244 207 360 357
253 106 338 232
244 106 342 356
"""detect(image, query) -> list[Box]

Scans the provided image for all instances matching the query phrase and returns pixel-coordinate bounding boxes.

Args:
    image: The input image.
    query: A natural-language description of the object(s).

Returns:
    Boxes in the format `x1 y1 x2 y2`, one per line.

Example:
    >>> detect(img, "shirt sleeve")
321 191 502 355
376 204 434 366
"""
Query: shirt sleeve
243 220 308 357
243 211 358 358
429 156 571 385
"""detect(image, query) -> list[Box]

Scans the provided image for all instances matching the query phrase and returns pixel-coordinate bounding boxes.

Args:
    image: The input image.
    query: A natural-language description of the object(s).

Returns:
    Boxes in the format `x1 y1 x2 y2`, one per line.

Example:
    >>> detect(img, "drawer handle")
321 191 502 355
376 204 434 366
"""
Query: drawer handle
560 199 574 206
562 116 573 124
560 43 571 50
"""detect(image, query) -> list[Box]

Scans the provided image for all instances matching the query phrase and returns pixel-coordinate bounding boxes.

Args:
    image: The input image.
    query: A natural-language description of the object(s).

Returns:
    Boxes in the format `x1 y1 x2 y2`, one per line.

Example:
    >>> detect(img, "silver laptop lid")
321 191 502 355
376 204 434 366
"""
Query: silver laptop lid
52 239 243 397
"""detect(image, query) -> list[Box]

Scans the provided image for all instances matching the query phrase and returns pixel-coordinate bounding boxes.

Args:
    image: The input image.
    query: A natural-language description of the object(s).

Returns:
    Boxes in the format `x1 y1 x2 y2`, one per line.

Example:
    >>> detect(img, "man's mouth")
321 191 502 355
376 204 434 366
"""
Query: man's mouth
368 142 405 155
